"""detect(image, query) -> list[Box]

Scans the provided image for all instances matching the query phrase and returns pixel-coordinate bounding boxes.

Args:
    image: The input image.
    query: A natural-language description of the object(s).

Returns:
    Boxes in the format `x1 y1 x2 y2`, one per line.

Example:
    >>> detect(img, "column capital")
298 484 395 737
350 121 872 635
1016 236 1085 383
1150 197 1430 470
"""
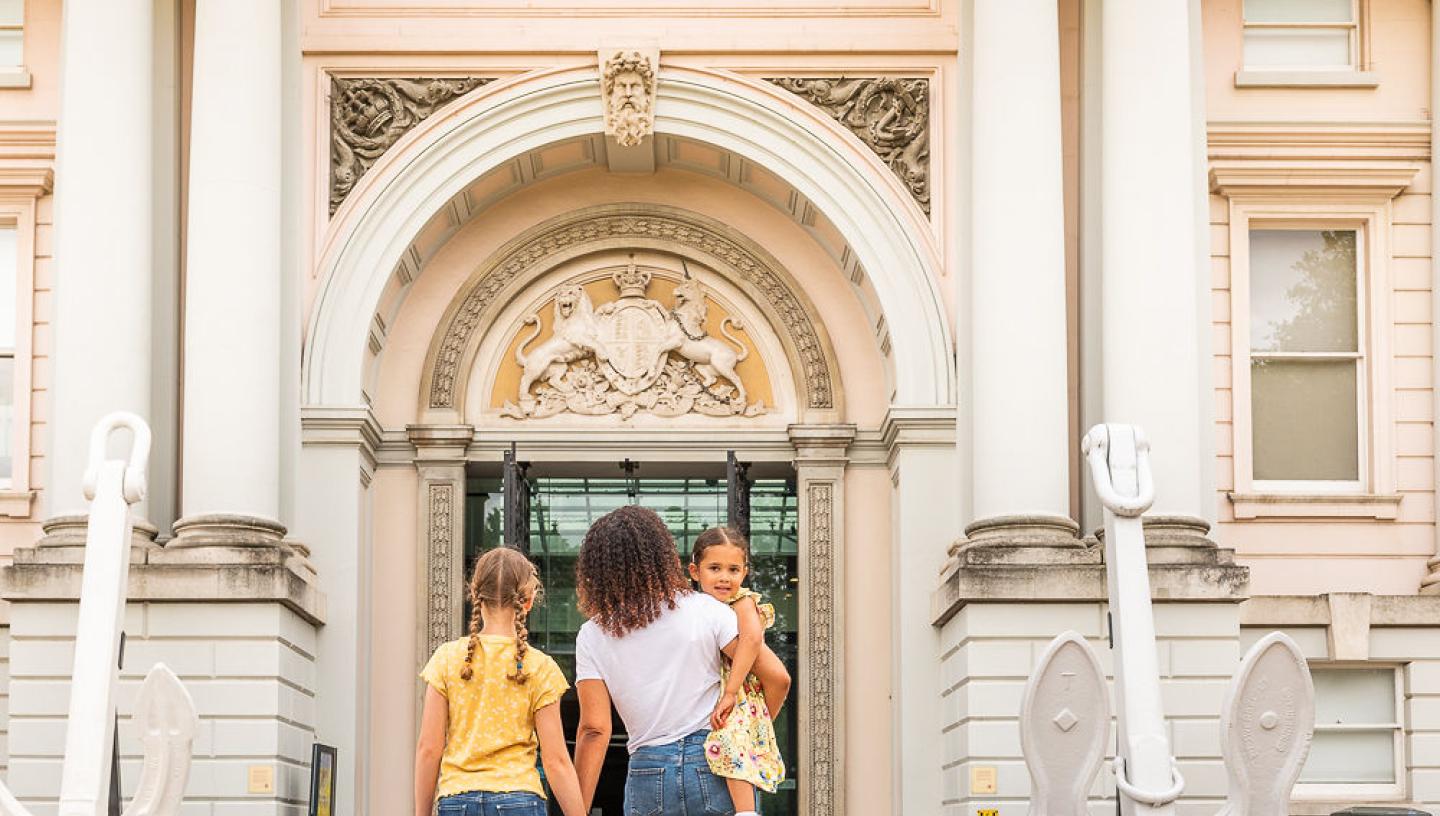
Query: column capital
788 423 855 470
407 423 474 464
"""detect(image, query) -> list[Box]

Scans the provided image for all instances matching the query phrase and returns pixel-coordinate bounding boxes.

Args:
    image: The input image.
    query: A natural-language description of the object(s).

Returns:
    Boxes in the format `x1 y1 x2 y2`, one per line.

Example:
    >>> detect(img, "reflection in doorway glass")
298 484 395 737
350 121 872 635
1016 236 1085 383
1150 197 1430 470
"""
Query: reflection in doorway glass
465 475 800 816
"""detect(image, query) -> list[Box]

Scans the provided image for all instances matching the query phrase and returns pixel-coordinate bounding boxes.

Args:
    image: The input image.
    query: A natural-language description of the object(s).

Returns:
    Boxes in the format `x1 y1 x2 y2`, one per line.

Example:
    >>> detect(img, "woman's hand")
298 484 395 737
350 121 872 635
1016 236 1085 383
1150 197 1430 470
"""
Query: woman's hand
710 690 737 729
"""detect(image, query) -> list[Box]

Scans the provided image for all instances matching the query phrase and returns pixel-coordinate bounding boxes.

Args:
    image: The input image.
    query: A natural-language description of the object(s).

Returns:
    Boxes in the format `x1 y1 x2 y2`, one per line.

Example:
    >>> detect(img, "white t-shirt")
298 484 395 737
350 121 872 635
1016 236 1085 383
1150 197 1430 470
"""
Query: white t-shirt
575 591 740 753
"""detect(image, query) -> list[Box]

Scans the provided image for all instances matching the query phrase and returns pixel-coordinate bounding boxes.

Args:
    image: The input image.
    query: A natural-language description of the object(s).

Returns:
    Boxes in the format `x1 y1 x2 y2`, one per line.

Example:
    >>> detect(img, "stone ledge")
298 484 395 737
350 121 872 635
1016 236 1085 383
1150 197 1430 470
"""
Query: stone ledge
932 545 1249 627
1241 593 1440 627
0 546 326 626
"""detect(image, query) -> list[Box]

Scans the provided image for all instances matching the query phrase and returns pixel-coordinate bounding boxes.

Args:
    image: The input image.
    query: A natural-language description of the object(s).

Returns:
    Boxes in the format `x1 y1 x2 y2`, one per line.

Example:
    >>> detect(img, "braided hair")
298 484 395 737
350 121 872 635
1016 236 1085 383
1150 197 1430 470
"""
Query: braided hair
461 545 541 684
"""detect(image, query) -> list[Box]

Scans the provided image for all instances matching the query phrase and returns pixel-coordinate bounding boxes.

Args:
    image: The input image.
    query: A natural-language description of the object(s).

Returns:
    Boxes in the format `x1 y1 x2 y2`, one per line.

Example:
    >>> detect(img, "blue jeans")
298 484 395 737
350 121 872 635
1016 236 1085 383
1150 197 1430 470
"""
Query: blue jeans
625 730 735 816
436 790 546 816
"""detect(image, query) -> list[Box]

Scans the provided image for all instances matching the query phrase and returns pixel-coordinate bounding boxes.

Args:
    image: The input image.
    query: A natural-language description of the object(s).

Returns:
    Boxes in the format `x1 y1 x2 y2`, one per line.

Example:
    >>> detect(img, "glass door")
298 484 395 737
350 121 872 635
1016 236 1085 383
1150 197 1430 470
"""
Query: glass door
465 469 800 816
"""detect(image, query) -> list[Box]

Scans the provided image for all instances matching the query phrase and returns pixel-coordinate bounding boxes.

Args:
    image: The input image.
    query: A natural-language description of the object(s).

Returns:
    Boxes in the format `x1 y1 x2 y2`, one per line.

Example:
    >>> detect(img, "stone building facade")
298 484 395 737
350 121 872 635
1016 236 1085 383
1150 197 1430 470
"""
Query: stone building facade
0 1 1439 815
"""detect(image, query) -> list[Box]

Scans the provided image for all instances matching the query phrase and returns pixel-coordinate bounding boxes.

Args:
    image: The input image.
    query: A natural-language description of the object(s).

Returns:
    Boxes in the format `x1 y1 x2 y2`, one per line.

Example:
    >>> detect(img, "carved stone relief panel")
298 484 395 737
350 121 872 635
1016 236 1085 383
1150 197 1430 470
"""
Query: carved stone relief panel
330 77 492 215
424 481 458 657
426 207 837 414
497 259 771 420
806 481 838 816
767 77 931 214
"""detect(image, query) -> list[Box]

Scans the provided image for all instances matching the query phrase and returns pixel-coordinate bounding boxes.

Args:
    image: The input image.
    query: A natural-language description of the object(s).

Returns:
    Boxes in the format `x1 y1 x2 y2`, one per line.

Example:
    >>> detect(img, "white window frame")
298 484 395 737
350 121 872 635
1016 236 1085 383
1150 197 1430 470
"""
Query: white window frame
0 0 28 89
1293 662 1405 802
1226 198 1396 516
0 194 37 514
1242 0 1363 72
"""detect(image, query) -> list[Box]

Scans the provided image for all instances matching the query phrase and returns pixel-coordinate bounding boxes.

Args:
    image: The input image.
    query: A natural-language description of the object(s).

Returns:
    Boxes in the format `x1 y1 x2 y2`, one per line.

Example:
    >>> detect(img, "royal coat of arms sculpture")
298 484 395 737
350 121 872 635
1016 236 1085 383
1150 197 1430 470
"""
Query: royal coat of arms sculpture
501 262 767 420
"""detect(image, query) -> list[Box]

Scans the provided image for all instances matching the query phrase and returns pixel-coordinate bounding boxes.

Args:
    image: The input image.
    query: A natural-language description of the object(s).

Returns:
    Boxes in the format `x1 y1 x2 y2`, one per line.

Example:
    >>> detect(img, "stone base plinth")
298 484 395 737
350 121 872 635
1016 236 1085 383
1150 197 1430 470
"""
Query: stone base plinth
0 542 328 815
35 514 160 552
936 600 1242 816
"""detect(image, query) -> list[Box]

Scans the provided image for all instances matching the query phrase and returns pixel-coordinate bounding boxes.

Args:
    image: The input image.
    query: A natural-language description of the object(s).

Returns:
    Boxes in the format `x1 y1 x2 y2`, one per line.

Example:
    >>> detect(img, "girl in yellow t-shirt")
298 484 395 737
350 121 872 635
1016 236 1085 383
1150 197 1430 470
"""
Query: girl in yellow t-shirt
414 546 587 816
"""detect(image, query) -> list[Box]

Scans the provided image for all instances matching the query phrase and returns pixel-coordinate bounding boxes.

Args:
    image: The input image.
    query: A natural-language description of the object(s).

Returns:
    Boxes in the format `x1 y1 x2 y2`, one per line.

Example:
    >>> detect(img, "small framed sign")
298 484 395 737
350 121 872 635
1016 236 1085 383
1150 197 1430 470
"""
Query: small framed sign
308 744 338 816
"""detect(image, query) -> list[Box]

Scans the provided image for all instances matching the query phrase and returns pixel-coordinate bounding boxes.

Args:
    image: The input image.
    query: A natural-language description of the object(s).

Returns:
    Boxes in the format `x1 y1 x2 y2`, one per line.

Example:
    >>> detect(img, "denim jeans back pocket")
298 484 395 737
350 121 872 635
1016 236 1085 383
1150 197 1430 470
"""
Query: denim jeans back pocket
494 797 546 816
625 766 666 816
436 799 472 816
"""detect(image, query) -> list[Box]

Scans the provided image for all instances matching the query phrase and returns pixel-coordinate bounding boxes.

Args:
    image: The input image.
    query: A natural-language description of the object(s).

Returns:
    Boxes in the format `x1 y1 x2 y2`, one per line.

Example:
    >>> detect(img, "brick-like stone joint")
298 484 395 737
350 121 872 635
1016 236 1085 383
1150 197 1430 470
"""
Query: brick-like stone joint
932 513 1248 627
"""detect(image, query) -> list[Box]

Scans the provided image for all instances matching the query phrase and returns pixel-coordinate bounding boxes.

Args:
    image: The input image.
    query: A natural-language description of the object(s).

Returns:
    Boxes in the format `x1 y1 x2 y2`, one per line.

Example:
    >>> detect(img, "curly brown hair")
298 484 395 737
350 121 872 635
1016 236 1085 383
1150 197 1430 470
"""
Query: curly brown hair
576 505 690 637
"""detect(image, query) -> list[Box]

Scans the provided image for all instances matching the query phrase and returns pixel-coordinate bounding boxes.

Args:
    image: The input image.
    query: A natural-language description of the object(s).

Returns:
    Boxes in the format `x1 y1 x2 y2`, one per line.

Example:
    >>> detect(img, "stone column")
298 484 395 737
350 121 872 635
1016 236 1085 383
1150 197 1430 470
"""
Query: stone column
410 425 471 664
43 0 156 544
1099 0 1212 544
172 0 284 547
789 424 852 816
963 0 1077 551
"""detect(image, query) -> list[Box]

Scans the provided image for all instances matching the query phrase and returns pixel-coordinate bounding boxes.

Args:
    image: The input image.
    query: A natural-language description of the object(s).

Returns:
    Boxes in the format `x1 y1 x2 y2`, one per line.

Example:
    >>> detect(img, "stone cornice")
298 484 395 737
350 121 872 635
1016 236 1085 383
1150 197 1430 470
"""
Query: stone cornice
0 120 57 161
2 546 327 625
1241 593 1440 627
1208 121 1431 162
1208 162 1420 200
0 164 53 197
880 405 955 451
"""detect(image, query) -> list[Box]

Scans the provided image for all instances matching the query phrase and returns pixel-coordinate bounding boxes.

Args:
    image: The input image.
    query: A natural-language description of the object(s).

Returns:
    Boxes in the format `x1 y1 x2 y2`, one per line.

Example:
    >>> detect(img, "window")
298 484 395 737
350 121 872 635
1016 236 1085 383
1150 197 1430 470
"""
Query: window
1248 228 1362 488
1298 667 1403 797
0 0 19 72
1243 0 1359 70
0 224 13 485
1219 189 1402 519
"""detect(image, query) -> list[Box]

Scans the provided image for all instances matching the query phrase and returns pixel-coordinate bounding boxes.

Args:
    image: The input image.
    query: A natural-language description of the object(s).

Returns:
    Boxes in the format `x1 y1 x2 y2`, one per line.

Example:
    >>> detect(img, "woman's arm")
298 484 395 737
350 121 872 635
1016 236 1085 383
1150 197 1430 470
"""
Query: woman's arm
711 596 764 729
413 685 448 816
536 702 588 816
573 679 613 812
751 644 792 718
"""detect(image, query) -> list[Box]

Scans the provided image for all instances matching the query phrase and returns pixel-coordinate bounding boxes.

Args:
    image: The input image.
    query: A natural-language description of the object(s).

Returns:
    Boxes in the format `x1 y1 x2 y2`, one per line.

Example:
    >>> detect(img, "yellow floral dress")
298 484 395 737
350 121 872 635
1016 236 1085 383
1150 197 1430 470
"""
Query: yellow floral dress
704 587 786 793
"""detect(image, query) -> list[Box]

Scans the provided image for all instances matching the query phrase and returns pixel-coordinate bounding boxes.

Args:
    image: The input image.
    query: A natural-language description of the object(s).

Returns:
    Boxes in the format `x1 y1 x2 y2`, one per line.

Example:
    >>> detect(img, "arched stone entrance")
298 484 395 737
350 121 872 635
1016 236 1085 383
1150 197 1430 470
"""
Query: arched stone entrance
297 65 953 816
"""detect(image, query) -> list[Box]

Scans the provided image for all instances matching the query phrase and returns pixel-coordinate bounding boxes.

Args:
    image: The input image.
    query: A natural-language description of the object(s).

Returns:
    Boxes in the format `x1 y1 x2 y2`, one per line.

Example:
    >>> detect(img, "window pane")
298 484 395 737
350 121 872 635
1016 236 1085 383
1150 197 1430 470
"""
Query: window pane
0 30 19 68
1301 729 1395 783
0 0 21 27
1244 28 1352 68
0 226 14 347
1245 0 1353 23
1250 230 1357 353
1251 359 1358 481
1313 668 1395 724
0 356 14 479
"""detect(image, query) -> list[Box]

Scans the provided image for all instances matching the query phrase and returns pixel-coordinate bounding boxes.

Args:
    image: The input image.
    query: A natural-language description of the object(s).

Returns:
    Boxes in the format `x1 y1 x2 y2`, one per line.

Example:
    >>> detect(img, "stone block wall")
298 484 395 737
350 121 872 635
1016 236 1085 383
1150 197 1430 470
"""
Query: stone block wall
7 601 318 816
938 601 1241 816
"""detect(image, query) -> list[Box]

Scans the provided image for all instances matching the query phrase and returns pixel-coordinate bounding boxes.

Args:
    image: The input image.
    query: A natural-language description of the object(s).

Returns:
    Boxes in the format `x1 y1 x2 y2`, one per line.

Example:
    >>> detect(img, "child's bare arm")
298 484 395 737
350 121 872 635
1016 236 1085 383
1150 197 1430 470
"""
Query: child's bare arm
413 686 447 816
536 702 588 816
711 596 763 729
751 644 792 718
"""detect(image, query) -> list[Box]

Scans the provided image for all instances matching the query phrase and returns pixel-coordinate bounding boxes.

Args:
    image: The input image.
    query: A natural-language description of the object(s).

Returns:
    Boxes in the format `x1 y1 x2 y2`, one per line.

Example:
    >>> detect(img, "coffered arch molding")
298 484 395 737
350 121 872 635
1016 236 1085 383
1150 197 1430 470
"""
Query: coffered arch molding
420 204 841 424
304 64 953 409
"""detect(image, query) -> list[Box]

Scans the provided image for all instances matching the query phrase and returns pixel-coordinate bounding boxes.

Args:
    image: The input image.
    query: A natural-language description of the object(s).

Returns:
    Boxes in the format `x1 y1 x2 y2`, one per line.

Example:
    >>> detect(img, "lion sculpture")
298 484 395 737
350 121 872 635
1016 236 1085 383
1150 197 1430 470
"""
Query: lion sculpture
666 276 750 405
514 285 604 410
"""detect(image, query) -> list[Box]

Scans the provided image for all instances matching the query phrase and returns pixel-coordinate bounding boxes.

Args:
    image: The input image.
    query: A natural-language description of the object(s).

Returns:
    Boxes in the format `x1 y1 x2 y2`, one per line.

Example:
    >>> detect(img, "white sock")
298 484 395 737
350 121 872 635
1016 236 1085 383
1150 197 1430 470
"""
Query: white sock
735 811 759 816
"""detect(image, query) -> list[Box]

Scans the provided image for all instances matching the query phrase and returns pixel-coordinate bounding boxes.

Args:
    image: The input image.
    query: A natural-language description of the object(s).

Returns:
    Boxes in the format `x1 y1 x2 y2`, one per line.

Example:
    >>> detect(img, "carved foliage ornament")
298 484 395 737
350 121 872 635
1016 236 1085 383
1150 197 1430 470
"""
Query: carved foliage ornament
429 211 834 411
502 260 766 420
426 483 455 656
329 76 491 215
807 482 837 815
601 50 657 148
768 77 931 214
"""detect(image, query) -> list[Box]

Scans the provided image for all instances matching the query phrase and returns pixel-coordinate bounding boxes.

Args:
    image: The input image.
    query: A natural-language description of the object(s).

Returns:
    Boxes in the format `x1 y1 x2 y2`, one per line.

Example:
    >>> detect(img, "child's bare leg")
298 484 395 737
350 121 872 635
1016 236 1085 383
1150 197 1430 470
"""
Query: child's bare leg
752 646 791 718
726 778 756 813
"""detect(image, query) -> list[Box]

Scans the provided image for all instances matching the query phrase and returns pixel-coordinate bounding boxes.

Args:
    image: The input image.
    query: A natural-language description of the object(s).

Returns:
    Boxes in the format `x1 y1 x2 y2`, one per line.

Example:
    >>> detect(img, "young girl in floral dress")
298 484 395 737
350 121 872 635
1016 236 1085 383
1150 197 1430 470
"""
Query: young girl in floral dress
689 526 792 816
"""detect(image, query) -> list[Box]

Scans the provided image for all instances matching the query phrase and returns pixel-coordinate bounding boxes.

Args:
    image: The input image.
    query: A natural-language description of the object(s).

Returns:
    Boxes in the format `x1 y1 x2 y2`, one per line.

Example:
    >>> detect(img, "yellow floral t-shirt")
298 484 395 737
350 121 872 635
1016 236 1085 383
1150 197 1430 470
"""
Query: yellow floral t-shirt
420 635 569 799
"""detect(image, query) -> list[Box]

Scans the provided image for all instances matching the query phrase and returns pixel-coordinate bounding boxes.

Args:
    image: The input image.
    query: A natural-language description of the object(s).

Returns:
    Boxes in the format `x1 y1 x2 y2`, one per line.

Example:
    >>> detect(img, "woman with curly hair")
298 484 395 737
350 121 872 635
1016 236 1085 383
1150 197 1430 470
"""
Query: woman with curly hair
571 505 746 816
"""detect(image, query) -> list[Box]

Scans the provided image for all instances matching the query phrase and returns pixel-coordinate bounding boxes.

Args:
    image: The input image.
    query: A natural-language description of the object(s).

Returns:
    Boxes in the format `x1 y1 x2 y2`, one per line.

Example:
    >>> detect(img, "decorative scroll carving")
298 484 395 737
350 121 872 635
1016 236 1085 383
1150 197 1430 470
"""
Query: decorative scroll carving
428 209 835 411
501 262 766 420
807 482 836 816
426 483 455 655
767 77 931 214
329 76 491 215
601 50 657 148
